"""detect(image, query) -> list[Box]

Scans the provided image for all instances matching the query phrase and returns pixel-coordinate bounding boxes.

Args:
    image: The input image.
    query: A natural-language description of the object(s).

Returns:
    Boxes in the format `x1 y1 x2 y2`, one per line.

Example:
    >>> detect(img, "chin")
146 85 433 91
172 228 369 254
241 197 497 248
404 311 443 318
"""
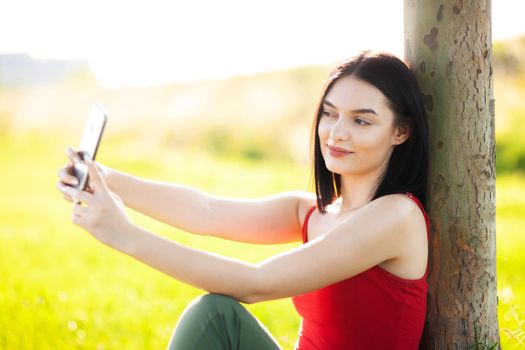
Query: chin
329 168 348 176
324 160 347 175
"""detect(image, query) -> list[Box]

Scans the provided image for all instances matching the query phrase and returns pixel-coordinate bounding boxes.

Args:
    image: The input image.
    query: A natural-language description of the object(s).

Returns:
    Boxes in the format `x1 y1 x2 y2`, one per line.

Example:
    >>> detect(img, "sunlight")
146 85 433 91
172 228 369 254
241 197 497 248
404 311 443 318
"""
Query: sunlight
2 0 522 87
1 0 405 86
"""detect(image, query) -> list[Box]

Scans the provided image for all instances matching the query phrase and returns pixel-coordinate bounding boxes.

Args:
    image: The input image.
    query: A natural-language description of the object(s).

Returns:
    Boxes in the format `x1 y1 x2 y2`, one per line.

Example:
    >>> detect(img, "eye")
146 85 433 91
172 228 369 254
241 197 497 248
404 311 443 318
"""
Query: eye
355 118 370 126
321 109 337 118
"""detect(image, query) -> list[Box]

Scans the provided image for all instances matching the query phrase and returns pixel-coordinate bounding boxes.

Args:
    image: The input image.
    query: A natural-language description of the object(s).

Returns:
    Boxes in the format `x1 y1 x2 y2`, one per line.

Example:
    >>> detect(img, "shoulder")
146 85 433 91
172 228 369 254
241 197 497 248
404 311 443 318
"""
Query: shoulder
323 193 426 241
372 193 417 213
369 193 427 239
295 191 317 227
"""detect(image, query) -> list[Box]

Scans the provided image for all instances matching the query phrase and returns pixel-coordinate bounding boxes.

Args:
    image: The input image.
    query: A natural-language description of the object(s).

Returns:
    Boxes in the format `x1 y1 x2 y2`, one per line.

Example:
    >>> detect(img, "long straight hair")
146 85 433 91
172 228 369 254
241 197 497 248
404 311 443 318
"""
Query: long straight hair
311 51 429 213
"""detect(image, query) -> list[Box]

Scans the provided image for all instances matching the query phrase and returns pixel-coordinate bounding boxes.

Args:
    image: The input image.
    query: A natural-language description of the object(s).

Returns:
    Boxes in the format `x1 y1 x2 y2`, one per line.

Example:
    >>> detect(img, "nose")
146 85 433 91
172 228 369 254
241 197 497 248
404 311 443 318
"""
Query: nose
329 116 350 141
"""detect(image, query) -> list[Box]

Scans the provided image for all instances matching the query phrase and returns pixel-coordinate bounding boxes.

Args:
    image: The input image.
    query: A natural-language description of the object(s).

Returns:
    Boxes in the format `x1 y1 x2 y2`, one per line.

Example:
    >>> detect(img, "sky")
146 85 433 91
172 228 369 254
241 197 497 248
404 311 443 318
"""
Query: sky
1 0 523 87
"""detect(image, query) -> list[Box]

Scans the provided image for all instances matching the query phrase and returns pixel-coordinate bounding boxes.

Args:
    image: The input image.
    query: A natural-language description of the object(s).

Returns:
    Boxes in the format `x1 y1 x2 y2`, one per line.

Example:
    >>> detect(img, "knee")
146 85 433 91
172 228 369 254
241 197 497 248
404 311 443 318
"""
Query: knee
189 293 241 314
192 293 240 310
168 294 245 349
199 293 239 304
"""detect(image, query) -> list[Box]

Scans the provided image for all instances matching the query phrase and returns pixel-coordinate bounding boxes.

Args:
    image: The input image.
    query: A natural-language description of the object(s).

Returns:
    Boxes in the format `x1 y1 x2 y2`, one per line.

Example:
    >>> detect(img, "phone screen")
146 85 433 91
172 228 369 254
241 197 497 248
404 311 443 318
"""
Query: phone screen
73 103 108 190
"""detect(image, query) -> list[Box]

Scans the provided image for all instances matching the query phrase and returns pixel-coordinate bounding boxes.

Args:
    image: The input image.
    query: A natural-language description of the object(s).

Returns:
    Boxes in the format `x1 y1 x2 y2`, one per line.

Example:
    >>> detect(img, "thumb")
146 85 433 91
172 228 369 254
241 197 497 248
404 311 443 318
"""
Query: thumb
86 159 109 192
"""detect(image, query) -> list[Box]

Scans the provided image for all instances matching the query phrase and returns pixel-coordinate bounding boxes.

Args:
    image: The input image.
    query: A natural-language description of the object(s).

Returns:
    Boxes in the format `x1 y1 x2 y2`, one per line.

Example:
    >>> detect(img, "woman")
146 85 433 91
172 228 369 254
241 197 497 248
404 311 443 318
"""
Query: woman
57 51 430 349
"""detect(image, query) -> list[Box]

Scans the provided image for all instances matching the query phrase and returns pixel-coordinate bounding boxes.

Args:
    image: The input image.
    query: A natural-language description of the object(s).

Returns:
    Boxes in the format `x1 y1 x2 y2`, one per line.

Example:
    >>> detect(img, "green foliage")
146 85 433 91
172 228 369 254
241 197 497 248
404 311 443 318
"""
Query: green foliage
494 36 525 175
496 109 525 175
205 125 297 162
493 36 525 76
497 134 525 174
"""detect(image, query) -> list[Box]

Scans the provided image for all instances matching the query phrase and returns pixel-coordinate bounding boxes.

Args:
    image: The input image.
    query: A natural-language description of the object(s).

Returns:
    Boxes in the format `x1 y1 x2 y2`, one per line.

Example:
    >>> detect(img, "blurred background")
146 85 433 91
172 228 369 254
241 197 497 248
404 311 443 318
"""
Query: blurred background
0 0 524 349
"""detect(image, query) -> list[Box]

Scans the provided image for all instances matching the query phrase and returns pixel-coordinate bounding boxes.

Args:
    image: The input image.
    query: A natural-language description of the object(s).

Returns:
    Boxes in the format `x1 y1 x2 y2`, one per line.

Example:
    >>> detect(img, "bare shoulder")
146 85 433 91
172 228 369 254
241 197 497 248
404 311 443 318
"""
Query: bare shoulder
295 191 317 227
372 192 425 218
371 193 427 241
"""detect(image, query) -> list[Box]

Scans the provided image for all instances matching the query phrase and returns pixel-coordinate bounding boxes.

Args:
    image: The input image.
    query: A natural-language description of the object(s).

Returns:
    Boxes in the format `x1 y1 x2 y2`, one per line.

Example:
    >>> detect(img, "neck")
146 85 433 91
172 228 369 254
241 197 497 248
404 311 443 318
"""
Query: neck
337 169 384 214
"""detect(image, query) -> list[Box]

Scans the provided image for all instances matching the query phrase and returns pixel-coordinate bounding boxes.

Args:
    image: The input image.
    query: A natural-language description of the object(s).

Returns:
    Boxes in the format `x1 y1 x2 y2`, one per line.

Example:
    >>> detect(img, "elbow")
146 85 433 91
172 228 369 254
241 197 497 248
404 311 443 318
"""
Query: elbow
238 266 275 304
238 294 258 304
239 290 269 305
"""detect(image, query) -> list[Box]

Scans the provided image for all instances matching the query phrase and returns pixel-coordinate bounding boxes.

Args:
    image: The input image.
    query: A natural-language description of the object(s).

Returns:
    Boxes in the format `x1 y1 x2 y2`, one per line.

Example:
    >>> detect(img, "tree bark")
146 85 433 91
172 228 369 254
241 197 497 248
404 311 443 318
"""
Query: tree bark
404 1 499 349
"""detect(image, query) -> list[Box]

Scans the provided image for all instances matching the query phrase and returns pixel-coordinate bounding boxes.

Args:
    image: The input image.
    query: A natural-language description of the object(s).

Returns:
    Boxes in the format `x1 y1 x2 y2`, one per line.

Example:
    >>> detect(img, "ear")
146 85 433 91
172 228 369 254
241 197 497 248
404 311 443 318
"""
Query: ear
392 121 412 146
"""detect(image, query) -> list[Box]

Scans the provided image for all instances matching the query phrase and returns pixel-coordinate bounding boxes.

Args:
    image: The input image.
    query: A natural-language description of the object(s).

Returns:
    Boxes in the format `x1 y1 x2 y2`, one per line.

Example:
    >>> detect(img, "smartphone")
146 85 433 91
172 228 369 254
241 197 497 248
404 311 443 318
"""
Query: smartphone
72 103 108 191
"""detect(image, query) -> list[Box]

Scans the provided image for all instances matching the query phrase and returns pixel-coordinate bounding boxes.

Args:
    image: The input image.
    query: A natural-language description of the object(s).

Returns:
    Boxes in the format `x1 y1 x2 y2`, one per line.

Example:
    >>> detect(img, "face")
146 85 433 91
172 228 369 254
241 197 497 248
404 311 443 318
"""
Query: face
317 75 410 178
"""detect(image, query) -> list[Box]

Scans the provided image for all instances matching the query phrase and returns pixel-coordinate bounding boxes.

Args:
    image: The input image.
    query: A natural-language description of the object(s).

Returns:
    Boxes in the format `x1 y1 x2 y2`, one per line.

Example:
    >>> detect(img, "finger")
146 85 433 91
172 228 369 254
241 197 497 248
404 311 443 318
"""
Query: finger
57 182 75 202
84 183 94 195
65 147 81 163
86 159 109 192
59 184 94 205
57 182 73 199
58 167 79 186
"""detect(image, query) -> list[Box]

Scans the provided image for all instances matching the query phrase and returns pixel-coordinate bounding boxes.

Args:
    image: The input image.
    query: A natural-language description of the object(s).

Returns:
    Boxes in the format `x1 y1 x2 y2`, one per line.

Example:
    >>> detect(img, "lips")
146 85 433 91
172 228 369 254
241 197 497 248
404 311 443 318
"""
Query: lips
327 145 353 157
328 145 352 153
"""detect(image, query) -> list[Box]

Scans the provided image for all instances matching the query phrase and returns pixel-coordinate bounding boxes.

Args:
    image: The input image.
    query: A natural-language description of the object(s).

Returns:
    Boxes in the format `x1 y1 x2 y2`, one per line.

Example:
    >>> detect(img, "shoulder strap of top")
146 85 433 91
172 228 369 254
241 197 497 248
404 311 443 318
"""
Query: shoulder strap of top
404 192 431 277
301 206 316 243
405 192 430 241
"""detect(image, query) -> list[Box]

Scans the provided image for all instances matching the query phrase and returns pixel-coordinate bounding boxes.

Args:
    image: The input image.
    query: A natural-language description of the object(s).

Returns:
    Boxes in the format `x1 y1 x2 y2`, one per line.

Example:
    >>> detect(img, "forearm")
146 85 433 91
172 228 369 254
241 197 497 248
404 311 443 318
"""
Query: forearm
111 223 262 303
105 167 213 235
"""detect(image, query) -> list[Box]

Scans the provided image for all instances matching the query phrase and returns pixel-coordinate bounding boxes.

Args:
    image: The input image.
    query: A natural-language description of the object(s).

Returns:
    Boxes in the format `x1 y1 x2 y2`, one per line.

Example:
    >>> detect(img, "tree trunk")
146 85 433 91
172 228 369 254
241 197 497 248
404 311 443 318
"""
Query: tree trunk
404 1 499 349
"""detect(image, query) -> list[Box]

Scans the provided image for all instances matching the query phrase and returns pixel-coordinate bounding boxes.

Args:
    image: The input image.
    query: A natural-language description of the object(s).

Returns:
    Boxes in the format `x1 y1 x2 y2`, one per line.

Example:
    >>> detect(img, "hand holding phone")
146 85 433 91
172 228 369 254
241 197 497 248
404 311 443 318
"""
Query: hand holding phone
72 103 108 191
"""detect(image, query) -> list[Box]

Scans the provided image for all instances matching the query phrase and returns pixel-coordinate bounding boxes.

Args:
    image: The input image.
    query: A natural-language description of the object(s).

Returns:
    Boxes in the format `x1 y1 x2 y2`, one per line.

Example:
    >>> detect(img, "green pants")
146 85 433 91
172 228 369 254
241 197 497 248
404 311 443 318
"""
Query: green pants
167 293 282 350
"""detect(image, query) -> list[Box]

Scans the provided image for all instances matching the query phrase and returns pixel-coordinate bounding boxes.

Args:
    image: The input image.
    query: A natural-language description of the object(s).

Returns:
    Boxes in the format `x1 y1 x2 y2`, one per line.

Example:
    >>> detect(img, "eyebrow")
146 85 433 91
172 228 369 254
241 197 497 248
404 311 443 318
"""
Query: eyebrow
322 100 378 116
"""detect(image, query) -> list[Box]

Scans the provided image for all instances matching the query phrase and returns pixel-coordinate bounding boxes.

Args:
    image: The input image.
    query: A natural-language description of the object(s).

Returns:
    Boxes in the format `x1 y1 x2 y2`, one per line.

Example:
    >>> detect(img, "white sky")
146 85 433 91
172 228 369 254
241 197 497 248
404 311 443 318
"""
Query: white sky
1 0 523 87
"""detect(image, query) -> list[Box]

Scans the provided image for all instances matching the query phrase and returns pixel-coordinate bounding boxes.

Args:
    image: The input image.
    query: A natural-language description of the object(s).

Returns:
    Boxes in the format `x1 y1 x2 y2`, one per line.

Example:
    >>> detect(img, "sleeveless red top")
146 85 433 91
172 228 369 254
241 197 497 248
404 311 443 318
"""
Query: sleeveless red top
292 192 429 350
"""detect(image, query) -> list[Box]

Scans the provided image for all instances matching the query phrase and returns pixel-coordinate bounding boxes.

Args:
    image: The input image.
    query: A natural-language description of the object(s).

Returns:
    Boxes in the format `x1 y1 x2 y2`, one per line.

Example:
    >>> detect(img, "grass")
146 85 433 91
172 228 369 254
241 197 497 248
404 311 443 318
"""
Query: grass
0 132 524 349
0 132 307 350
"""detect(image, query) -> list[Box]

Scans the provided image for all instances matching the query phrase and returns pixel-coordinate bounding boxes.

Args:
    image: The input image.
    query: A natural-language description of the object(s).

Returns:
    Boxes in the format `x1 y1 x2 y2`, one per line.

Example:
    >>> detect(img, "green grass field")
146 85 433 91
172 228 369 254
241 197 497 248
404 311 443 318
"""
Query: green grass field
1 133 523 349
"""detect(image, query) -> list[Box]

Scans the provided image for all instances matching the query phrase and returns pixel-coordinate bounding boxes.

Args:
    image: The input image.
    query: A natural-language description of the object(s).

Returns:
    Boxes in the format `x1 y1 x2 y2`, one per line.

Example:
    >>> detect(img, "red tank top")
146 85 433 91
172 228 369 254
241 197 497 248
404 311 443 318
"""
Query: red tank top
292 192 429 350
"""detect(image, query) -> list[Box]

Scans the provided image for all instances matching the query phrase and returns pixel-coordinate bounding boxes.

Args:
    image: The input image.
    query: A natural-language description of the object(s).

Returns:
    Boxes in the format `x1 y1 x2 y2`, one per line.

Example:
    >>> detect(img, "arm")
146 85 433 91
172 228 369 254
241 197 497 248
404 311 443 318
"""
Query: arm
58 147 316 244
106 167 316 244
109 193 424 304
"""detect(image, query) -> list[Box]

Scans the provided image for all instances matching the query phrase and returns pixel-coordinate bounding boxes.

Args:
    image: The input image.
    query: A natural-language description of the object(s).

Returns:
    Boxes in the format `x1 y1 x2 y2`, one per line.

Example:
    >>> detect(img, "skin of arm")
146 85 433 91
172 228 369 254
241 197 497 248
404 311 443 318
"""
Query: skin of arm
112 193 420 304
106 167 314 244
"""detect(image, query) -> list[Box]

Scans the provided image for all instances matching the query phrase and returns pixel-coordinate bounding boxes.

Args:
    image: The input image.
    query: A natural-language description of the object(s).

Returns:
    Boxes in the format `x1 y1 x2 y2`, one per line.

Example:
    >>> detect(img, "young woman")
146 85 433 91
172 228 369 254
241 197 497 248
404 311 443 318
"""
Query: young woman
57 51 430 349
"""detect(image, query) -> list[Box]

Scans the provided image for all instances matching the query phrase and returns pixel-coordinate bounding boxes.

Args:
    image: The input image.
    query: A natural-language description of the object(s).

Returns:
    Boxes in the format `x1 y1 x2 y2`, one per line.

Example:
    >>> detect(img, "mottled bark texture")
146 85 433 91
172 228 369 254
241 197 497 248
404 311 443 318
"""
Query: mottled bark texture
404 1 498 349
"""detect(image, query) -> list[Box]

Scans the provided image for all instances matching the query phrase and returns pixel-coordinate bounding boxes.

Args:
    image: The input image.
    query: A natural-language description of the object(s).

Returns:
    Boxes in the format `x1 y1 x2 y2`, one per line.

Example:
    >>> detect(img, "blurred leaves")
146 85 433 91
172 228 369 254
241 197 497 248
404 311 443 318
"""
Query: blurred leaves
494 36 525 174
0 38 523 174
0 63 328 166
